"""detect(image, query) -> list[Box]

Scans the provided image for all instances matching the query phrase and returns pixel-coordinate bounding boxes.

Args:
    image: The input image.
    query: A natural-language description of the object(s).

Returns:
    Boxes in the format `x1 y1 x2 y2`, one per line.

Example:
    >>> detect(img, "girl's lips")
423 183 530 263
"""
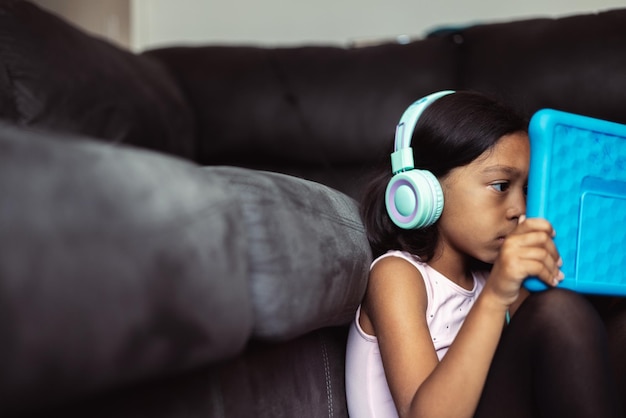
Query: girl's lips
498 228 516 242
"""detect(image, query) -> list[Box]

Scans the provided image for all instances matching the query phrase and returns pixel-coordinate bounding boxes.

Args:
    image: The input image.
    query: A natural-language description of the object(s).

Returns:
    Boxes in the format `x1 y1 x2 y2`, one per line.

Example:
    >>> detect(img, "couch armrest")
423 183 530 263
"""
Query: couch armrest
210 165 370 340
0 123 370 415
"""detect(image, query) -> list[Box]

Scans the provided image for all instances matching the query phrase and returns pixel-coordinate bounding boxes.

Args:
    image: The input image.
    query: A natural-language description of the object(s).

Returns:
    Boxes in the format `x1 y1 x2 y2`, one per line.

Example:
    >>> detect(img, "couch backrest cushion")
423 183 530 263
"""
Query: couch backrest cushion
144 39 460 198
0 0 197 160
457 9 626 126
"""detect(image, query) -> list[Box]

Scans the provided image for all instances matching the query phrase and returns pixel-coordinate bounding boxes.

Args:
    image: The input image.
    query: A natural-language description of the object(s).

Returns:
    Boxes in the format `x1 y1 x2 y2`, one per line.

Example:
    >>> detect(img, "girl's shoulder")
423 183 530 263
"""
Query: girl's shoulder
368 251 432 302
371 250 431 278
371 250 424 268
365 250 430 323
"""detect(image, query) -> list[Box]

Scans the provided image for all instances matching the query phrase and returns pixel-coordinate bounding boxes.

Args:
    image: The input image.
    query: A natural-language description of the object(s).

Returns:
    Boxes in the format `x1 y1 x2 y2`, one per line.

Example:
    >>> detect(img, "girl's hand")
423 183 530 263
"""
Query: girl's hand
487 215 563 307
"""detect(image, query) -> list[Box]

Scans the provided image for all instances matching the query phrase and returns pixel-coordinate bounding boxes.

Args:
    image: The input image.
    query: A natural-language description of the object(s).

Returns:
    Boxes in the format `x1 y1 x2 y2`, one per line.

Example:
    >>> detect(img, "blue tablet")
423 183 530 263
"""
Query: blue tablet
524 109 626 295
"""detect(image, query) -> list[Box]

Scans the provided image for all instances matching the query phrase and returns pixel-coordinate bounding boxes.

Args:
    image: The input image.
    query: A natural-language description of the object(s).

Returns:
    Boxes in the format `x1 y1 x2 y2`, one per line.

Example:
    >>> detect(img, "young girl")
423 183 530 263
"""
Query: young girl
346 90 622 418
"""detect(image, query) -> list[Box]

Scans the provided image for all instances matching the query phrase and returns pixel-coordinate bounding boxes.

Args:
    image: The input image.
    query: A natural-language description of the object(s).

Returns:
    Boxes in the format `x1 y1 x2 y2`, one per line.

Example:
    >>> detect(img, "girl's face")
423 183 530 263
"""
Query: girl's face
436 132 530 265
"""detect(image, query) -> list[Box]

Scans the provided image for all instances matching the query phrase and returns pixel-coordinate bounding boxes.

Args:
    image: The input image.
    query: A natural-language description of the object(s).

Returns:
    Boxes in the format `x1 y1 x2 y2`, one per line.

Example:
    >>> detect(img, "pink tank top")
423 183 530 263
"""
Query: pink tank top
345 250 487 418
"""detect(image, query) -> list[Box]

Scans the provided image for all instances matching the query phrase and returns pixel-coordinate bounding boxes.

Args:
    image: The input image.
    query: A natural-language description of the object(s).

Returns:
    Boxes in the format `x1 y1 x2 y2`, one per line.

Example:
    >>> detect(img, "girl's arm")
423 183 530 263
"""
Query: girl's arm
363 218 562 418
363 257 508 418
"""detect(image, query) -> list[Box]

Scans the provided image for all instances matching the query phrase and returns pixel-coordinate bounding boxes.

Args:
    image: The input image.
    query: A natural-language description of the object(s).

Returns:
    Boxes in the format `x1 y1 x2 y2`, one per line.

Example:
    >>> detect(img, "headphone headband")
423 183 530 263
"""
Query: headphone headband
391 90 455 174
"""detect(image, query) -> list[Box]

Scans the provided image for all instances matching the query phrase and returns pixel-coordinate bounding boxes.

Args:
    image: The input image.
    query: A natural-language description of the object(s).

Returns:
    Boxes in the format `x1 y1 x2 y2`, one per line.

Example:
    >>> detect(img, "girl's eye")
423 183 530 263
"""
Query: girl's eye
491 182 510 192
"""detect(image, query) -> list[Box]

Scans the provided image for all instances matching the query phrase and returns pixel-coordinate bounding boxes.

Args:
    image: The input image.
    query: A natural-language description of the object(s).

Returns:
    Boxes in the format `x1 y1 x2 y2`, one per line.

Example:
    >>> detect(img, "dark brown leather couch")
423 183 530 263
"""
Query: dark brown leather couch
1 1 625 416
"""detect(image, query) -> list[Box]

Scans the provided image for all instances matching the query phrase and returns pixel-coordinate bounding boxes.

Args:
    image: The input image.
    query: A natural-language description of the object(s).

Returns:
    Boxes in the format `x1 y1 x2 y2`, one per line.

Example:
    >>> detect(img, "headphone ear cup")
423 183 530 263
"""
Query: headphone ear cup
385 169 444 229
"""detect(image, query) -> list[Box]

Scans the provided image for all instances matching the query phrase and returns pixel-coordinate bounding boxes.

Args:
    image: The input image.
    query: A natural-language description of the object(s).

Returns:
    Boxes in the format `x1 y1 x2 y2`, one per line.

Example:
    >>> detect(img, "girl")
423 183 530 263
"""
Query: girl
346 90 622 418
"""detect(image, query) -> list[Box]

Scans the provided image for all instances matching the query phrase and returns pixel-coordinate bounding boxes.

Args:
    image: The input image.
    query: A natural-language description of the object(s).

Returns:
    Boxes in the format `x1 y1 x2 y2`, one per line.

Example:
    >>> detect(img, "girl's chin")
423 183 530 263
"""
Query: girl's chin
476 249 500 266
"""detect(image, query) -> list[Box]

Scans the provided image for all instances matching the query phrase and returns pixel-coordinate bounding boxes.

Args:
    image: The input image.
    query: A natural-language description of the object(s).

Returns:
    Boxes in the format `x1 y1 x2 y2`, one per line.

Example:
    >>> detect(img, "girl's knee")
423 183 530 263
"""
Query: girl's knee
524 288 592 314
518 289 605 337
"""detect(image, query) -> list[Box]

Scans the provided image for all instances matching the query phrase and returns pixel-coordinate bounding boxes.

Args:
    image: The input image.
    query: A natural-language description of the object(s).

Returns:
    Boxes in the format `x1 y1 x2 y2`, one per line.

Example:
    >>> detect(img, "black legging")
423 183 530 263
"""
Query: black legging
604 296 626 417
474 288 623 418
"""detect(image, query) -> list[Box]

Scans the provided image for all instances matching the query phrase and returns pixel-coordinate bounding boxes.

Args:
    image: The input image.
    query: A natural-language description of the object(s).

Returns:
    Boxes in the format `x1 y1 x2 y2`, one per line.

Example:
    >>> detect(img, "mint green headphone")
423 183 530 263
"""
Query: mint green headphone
385 90 455 229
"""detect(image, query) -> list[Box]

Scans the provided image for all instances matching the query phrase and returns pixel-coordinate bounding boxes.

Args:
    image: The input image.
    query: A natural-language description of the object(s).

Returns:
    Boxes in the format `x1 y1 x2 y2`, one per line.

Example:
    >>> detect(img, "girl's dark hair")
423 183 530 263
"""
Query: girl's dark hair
361 90 528 259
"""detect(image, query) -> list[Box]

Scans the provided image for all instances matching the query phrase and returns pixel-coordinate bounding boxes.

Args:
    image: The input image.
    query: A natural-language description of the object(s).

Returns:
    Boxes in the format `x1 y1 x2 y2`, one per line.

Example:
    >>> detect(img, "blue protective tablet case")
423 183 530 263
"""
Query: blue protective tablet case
524 109 626 295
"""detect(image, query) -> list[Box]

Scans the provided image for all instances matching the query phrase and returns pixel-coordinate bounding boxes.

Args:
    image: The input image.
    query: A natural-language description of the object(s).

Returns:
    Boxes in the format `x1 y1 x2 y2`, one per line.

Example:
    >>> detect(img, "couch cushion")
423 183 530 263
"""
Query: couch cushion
143 39 460 198
0 123 370 415
0 123 250 414
208 166 371 341
15 327 352 418
0 0 196 159
457 9 626 125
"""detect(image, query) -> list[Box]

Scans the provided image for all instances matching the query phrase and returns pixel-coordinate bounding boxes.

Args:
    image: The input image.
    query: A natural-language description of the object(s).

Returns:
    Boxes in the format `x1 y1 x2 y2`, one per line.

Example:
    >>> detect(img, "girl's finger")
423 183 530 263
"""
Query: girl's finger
517 247 563 282
535 262 565 287
514 217 555 237
506 231 560 261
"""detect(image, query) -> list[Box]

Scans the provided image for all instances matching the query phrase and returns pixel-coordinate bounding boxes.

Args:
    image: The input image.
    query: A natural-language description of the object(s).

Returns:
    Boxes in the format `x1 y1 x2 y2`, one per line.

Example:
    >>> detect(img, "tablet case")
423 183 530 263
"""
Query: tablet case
524 109 626 295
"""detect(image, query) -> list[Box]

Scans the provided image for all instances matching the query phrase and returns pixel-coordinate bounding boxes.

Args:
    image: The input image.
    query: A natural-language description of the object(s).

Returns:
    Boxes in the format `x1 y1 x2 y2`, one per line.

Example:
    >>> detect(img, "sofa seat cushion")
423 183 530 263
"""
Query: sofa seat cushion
14 327 351 418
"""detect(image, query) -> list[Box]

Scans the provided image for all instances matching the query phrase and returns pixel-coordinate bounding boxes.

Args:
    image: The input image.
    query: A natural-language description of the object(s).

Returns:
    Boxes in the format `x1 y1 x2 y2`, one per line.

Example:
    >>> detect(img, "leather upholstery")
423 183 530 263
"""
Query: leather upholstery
1 1 625 416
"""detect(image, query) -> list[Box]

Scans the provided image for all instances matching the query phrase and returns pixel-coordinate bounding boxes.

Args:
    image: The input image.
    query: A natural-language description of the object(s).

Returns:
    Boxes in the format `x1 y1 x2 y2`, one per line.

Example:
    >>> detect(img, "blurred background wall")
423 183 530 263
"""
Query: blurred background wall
30 0 626 51
30 0 131 47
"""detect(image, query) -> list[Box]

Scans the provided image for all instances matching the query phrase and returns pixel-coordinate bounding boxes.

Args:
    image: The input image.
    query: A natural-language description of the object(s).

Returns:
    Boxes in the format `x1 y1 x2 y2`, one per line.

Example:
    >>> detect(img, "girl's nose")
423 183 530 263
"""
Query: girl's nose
507 190 526 220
